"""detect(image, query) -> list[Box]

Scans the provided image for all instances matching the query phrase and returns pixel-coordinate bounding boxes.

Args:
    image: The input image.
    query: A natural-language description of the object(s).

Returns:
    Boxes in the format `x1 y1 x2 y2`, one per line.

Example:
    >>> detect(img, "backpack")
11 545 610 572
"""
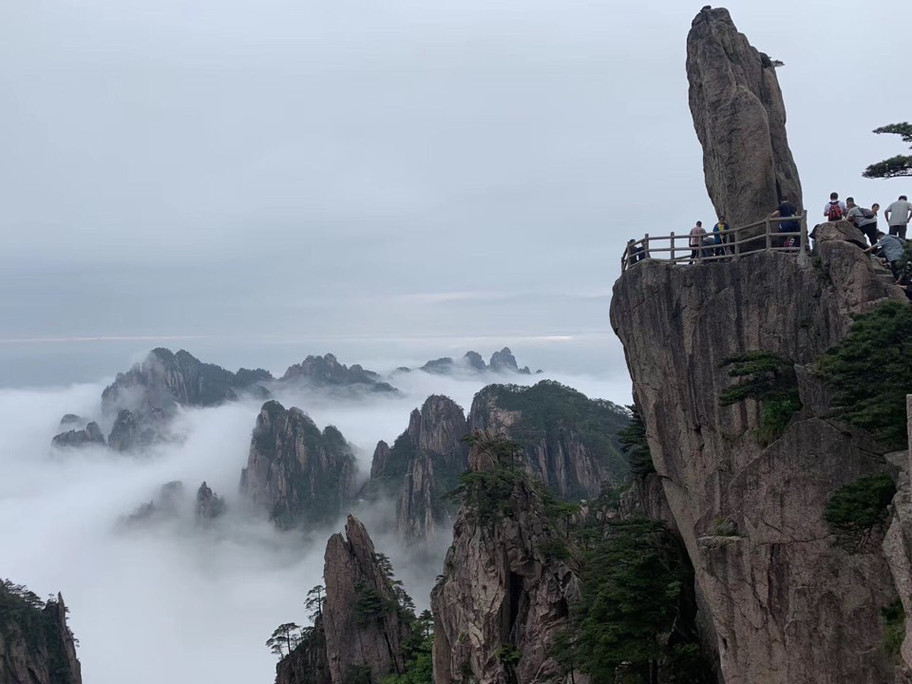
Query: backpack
860 207 876 220
826 201 844 221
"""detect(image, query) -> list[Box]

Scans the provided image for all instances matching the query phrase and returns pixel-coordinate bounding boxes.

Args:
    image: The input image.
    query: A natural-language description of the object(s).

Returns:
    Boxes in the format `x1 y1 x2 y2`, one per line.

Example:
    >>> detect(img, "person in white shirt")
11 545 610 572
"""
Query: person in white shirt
884 195 912 239
823 192 847 222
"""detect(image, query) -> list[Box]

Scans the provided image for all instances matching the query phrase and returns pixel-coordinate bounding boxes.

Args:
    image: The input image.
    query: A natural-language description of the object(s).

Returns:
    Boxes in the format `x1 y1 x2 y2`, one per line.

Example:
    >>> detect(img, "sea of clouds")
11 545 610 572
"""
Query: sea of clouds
0 350 631 684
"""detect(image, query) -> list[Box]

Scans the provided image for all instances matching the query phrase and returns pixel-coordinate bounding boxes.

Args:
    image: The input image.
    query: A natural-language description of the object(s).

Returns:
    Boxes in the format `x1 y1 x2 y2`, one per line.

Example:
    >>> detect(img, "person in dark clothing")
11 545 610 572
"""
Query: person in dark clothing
770 197 799 248
626 239 645 265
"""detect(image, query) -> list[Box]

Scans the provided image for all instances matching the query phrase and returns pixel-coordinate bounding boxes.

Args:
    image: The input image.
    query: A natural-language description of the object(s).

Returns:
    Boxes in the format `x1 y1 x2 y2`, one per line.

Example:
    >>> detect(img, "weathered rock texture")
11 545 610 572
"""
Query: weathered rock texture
240 401 356 529
0 583 82 684
275 615 331 684
468 381 629 500
322 516 413 683
51 421 105 449
431 443 583 684
687 7 802 230
610 237 908 682
367 395 469 544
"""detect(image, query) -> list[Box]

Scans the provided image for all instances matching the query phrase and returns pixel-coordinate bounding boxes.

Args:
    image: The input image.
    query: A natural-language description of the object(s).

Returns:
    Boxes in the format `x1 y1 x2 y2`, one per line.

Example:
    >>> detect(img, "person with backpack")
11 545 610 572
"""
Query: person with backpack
846 197 879 246
823 192 847 222
885 195 912 239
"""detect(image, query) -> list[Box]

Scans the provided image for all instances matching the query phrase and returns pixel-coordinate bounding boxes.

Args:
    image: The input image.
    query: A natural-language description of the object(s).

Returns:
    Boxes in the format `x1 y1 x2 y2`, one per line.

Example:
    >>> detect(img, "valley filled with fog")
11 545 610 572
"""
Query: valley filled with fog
0 348 629 683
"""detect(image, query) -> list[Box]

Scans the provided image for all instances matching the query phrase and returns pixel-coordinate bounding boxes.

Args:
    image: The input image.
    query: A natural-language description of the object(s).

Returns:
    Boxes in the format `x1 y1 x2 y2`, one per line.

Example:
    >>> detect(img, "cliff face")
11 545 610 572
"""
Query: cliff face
431 441 582 684
0 583 82 684
322 516 413 683
275 615 331 684
610 236 908 682
687 7 802 229
368 395 469 544
468 381 629 500
239 401 356 529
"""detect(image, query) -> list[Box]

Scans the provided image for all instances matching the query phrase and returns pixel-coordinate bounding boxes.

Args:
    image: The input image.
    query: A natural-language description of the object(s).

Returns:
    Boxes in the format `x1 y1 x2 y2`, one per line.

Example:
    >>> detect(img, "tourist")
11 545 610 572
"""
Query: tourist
689 221 707 262
885 195 911 239
626 239 645 265
823 192 846 222
846 197 879 247
864 230 906 278
770 196 799 248
712 216 729 256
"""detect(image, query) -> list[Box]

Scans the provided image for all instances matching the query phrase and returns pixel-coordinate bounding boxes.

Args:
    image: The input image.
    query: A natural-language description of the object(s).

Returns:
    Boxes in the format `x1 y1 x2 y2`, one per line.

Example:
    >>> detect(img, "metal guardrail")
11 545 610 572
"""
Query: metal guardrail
621 211 809 271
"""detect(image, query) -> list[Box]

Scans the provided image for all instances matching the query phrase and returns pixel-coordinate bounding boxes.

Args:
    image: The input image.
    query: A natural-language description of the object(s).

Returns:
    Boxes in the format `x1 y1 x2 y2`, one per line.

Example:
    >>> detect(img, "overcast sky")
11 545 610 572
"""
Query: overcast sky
1 0 910 383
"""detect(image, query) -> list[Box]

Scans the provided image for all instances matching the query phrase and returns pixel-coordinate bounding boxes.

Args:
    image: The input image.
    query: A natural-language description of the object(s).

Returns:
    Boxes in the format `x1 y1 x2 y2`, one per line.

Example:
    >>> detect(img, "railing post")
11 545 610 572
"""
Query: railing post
670 232 675 262
643 234 649 262
765 218 772 250
798 210 809 266
734 226 740 259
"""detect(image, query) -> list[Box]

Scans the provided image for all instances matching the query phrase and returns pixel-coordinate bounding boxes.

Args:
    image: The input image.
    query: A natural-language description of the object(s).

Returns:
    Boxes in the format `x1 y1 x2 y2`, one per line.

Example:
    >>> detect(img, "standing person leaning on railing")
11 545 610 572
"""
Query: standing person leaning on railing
769 196 800 247
689 221 706 262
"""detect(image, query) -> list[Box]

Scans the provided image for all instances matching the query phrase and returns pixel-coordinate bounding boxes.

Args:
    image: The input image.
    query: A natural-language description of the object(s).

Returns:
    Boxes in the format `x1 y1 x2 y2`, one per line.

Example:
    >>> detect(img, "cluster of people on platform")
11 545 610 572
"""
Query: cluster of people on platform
624 191 912 299
823 192 911 282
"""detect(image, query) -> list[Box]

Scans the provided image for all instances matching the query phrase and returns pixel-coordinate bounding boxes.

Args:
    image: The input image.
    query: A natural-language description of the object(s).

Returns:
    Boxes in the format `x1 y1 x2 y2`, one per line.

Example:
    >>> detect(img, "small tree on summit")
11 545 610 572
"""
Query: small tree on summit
863 123 912 178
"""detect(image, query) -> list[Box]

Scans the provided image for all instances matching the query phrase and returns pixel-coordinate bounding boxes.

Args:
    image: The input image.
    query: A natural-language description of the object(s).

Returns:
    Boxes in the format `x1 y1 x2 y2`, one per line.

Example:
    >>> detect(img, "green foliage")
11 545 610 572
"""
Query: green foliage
824 473 897 552
816 300 912 449
448 433 525 521
266 622 302 659
883 600 906 657
383 630 434 684
304 584 324 621
0 579 76 678
863 123 912 179
719 351 801 445
480 380 631 494
618 404 655 477
554 518 713 683
354 582 389 626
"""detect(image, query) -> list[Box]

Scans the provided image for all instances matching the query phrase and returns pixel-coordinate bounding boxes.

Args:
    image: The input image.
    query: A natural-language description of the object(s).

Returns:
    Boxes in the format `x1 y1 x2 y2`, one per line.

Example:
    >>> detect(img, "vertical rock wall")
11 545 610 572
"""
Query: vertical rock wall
322 516 413 683
610 243 907 683
687 7 802 229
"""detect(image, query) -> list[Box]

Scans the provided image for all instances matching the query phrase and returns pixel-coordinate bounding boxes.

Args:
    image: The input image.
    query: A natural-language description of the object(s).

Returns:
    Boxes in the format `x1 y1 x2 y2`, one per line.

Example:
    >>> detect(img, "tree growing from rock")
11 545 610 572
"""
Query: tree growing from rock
266 622 302 658
863 122 912 178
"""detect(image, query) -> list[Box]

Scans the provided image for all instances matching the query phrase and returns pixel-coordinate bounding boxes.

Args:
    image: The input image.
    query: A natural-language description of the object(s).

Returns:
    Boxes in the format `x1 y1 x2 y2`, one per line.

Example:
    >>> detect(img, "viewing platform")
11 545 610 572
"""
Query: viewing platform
621 211 810 271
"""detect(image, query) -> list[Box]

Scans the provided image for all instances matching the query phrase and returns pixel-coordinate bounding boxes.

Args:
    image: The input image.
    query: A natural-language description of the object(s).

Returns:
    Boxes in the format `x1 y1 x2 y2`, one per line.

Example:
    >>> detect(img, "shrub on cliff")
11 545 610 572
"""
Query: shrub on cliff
554 518 713 682
618 404 655 476
824 473 896 552
816 300 912 450
718 351 801 446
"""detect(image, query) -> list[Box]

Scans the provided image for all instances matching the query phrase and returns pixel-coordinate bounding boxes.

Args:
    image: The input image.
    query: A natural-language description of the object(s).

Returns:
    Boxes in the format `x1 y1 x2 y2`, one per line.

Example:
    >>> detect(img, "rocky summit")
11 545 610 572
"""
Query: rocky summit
468 380 629 500
280 354 397 393
239 401 356 529
687 6 802 230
